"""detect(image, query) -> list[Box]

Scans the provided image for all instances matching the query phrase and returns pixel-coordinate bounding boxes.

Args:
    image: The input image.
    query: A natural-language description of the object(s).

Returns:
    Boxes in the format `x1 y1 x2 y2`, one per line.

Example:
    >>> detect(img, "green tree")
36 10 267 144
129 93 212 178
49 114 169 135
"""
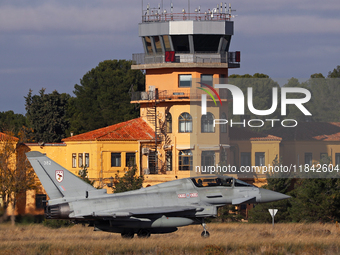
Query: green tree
310 73 325 78
283 69 340 122
249 155 340 223
112 166 144 193
78 166 95 186
307 76 340 122
0 111 27 137
289 178 340 222
25 89 70 143
68 60 145 135
328 65 340 78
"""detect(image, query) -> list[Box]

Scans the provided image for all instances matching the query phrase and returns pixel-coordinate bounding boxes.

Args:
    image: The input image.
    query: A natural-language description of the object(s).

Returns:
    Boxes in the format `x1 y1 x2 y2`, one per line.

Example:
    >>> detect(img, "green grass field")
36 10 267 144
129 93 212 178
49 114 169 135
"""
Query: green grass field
0 222 339 254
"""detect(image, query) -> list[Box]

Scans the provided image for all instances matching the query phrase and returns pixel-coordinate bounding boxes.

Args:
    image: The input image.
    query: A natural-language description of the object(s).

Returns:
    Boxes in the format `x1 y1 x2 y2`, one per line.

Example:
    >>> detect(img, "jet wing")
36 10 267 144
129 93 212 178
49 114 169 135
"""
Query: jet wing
232 197 256 205
83 206 204 218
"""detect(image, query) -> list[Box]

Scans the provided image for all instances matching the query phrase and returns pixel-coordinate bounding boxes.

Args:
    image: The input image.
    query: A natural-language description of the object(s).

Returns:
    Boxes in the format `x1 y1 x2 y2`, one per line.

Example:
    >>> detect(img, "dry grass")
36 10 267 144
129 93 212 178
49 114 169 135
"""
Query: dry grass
0 222 340 254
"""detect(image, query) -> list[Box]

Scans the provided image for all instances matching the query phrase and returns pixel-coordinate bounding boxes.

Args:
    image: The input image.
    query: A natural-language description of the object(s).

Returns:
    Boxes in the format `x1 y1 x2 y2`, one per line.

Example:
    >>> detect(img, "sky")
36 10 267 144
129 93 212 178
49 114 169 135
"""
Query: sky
1 0 340 114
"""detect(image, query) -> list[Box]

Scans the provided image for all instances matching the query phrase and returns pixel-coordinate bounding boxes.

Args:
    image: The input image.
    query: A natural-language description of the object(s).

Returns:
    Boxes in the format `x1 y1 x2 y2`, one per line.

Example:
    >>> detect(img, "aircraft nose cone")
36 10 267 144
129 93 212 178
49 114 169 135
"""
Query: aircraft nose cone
258 188 290 203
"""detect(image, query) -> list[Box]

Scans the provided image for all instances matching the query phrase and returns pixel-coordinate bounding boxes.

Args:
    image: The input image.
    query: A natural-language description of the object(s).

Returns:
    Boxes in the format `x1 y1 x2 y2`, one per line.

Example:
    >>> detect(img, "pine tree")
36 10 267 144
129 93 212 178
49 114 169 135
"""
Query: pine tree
112 166 144 193
68 60 144 135
289 178 340 222
25 89 70 143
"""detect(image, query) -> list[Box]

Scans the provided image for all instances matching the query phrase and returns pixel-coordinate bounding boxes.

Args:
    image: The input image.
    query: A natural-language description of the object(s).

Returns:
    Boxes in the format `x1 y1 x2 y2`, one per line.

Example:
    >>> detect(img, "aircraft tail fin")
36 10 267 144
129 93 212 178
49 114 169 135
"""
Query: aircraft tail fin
26 151 97 200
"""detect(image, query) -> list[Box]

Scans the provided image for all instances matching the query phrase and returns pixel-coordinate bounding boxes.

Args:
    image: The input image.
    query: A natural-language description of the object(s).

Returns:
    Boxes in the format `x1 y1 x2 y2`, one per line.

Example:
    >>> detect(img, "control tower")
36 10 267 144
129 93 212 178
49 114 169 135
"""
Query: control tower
131 3 240 183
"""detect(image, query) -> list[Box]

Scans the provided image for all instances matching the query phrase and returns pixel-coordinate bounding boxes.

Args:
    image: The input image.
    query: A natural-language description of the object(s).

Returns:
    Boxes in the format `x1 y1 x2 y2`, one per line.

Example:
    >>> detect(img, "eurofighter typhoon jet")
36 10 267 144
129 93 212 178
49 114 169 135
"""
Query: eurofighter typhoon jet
26 151 289 238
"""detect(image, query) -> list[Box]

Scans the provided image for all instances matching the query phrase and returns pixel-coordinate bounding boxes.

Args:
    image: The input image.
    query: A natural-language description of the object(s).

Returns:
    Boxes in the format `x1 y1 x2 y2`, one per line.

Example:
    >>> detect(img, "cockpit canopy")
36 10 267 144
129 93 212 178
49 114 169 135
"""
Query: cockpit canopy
191 176 253 188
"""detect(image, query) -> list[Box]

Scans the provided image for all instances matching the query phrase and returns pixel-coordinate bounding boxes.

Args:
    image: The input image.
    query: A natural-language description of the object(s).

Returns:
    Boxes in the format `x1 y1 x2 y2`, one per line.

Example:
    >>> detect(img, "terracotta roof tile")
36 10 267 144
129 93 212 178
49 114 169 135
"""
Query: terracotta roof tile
0 132 19 141
230 127 282 141
265 122 340 141
62 118 155 142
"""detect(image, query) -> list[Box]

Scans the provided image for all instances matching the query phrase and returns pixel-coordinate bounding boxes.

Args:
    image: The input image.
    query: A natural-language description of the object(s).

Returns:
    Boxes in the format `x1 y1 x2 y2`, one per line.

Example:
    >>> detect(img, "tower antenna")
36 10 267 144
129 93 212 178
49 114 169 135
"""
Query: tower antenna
188 0 190 19
228 3 236 19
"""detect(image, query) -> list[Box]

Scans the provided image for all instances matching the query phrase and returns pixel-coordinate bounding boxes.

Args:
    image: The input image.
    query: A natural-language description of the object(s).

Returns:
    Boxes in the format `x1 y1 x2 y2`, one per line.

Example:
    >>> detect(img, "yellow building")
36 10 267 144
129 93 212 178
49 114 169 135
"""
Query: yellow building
268 122 340 168
229 127 282 187
26 118 155 189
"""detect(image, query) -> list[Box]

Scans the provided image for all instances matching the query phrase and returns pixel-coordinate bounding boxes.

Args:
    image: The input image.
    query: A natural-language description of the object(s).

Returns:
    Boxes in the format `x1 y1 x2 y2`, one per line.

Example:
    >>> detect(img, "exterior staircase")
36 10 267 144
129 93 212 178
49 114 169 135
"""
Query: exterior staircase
144 98 172 174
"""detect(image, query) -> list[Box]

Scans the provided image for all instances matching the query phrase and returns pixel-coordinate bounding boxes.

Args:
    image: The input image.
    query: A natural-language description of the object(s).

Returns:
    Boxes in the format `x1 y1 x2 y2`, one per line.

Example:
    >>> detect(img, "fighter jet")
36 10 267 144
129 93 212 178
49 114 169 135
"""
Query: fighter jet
26 151 290 238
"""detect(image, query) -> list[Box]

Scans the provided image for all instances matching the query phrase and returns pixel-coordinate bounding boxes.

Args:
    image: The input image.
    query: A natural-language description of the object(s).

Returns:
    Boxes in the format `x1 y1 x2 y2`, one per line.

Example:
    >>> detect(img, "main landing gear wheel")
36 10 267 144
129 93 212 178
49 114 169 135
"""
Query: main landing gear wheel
137 229 151 238
201 231 210 238
121 232 134 239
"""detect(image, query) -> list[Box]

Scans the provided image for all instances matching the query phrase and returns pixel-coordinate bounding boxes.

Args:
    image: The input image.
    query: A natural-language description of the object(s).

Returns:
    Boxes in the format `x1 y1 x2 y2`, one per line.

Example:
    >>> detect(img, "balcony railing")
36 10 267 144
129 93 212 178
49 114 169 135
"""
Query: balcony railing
131 89 229 102
132 52 240 67
142 12 232 23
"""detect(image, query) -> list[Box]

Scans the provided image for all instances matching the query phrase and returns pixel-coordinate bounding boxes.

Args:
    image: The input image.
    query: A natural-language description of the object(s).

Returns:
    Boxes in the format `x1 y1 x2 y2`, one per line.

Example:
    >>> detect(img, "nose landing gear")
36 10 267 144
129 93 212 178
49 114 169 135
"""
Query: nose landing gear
201 221 210 238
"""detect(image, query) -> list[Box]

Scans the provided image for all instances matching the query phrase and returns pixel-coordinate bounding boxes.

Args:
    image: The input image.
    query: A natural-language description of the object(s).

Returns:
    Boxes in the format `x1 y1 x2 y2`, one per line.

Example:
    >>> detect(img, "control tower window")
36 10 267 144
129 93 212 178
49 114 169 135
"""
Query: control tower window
153 36 162 53
193 35 221 52
219 36 231 52
145 36 153 54
172 35 189 52
179 74 192 87
200 74 213 87
163 35 172 51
